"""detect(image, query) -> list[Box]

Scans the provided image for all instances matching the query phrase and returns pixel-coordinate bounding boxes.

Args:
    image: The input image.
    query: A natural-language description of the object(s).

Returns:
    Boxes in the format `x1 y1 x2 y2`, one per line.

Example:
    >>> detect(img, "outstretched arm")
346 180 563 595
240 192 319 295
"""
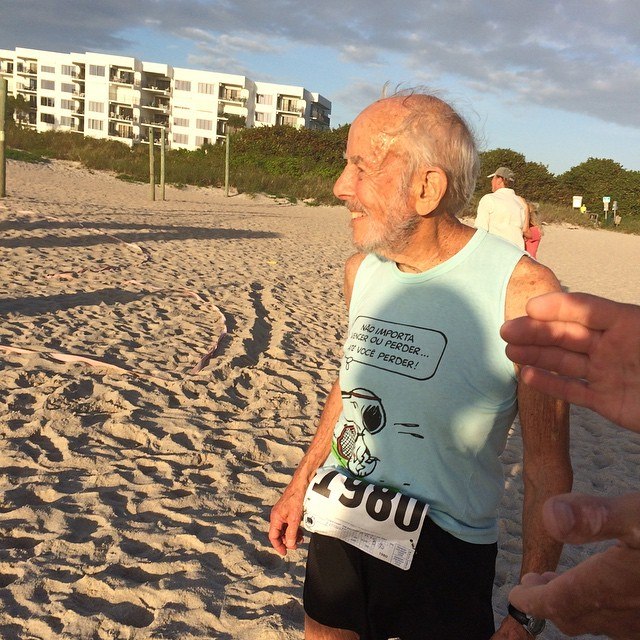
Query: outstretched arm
500 292 640 431
510 492 640 639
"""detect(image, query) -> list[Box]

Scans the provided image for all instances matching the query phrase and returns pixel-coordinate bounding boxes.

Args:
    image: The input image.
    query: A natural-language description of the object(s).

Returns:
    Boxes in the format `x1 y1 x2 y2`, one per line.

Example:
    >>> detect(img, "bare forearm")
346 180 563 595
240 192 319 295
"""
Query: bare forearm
521 464 573 575
291 379 342 487
518 384 573 576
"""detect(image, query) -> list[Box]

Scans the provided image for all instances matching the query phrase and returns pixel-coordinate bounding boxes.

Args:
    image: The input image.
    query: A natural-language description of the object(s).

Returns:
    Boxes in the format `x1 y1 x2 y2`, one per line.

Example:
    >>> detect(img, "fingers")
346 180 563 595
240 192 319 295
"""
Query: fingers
268 518 288 556
268 514 304 556
543 493 640 547
505 342 590 379
518 366 591 407
501 316 595 354
525 291 622 331
509 579 564 623
519 571 558 587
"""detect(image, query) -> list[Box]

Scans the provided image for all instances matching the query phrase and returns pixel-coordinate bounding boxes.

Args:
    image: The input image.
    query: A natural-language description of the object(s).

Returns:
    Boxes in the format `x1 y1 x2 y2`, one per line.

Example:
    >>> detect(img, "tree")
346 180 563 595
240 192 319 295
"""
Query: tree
558 158 640 217
5 94 29 126
476 148 557 202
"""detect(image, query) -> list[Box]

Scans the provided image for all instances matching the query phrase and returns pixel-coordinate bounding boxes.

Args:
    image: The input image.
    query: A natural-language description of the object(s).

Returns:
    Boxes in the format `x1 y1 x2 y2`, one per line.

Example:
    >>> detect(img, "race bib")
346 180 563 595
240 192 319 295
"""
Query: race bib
303 467 428 570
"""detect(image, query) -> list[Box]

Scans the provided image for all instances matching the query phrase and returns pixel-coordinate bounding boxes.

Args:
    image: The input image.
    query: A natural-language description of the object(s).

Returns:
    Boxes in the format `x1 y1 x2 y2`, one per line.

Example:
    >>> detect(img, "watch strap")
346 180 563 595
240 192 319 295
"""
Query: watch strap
508 603 529 626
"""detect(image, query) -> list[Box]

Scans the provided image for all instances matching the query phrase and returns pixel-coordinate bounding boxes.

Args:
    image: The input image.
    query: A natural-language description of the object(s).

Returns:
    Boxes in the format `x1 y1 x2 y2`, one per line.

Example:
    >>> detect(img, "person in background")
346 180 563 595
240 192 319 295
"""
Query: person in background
501 291 640 639
269 91 572 640
474 166 527 249
523 201 543 259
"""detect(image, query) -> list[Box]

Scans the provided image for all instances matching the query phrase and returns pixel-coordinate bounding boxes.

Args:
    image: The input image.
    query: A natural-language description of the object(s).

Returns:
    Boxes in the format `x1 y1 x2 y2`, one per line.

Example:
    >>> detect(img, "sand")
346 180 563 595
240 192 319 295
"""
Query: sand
1 159 639 639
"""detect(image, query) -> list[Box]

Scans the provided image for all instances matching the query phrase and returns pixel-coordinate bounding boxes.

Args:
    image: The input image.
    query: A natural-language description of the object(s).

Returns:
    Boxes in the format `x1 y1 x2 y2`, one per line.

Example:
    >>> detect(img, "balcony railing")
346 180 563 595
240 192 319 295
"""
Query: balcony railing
17 63 38 75
109 110 134 122
219 91 246 104
17 82 37 93
143 81 171 93
110 72 135 85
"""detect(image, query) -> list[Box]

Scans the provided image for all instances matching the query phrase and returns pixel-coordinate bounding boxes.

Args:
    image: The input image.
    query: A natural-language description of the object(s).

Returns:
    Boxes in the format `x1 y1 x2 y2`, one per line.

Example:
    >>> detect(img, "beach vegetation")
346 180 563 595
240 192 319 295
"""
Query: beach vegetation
6 148 49 163
4 121 639 232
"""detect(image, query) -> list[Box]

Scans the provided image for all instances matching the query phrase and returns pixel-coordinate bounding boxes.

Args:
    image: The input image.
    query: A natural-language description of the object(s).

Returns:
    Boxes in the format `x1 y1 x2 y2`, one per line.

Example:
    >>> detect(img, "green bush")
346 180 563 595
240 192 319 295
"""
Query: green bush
4 121 639 226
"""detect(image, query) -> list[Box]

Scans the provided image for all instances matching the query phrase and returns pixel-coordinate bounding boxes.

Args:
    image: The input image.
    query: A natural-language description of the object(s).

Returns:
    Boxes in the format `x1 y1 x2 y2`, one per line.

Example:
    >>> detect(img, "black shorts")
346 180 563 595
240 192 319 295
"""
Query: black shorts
303 517 497 640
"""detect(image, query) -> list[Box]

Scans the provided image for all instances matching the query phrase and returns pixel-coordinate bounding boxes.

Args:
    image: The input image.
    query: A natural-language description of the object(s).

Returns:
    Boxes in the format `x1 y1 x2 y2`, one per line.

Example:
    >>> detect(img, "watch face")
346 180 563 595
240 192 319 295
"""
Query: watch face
528 617 546 635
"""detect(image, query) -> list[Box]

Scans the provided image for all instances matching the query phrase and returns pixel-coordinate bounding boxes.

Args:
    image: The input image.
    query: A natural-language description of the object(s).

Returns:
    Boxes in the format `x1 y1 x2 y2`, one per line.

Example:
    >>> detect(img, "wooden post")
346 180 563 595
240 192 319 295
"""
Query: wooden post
148 125 155 201
160 126 165 201
0 79 7 198
224 131 230 197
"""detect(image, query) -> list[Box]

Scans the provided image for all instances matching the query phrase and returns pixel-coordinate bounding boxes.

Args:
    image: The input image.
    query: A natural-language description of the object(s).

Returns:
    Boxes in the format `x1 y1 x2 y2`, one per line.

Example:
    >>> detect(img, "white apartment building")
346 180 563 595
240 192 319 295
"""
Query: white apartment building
0 47 331 150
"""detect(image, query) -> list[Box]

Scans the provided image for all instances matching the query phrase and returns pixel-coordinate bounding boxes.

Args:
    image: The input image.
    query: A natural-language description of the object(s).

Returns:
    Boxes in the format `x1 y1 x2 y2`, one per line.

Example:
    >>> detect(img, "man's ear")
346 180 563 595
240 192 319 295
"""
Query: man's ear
415 168 447 216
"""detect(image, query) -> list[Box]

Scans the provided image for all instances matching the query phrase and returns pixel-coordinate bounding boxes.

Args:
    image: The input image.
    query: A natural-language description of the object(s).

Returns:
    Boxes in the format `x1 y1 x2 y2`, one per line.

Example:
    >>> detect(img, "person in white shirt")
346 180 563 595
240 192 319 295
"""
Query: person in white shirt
475 167 527 249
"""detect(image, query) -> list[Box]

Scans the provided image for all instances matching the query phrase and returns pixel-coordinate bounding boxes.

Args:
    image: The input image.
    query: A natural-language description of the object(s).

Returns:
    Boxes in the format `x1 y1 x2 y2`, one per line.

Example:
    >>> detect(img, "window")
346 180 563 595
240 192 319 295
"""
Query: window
40 113 55 124
196 119 212 130
61 82 75 93
61 99 74 110
88 119 103 130
40 96 55 107
61 65 75 76
173 117 189 127
256 94 273 105
88 101 104 113
40 79 55 90
40 65 55 73
280 115 298 126
198 82 215 95
60 116 74 127
196 136 213 146
89 65 105 76
175 80 191 91
173 133 189 144
255 112 272 123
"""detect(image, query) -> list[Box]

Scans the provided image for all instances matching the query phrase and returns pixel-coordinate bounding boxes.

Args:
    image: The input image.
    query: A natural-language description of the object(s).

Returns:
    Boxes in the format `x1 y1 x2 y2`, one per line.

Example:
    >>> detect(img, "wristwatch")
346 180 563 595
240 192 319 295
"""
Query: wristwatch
508 603 546 636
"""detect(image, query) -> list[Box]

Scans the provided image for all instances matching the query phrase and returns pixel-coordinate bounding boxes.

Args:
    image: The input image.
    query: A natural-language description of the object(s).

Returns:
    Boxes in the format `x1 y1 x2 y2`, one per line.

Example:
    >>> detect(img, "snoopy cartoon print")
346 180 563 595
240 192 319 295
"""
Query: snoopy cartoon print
333 388 386 477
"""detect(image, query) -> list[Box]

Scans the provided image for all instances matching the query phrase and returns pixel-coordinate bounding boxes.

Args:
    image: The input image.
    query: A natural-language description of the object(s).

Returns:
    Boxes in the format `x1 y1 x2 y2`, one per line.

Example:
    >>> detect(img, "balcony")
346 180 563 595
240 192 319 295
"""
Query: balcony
276 114 300 127
143 78 171 93
110 70 135 85
142 99 170 113
311 109 330 126
109 123 135 139
17 81 37 93
140 114 169 127
219 87 247 105
17 62 37 75
109 107 134 123
277 98 304 115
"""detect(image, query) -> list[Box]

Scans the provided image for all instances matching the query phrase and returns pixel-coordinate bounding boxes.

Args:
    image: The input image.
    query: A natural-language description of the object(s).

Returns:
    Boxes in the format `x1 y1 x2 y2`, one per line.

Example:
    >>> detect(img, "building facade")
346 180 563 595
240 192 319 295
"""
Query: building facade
0 47 332 149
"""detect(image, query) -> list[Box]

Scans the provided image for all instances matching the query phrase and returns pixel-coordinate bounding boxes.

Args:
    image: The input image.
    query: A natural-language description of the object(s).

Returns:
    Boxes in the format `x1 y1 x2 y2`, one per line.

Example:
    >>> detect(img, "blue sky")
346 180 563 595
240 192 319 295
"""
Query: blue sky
3 0 640 174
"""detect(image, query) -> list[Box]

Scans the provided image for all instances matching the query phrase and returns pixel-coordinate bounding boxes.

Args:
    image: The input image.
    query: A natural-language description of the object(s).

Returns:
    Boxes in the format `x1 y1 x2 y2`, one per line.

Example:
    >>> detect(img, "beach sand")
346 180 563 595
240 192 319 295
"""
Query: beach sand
1 159 639 639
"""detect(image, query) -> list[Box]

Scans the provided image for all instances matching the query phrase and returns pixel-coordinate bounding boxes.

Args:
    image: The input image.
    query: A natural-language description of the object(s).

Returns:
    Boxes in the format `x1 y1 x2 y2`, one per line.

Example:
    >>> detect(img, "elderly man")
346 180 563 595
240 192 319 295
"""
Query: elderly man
475 167 527 249
269 91 572 640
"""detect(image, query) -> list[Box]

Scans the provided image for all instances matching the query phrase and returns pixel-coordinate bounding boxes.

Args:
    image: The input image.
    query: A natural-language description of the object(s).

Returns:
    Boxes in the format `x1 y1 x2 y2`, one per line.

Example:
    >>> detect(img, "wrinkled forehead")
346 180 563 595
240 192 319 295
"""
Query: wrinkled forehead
347 104 407 167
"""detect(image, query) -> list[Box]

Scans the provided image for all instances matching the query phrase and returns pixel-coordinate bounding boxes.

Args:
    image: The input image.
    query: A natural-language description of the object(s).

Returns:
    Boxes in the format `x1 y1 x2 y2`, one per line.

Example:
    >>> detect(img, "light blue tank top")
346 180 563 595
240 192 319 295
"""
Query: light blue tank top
326 229 524 544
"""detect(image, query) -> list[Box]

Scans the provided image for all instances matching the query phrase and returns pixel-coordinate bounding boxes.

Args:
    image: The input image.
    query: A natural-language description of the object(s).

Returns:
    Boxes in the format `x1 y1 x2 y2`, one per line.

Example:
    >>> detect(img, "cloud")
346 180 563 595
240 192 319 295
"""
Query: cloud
2 0 639 128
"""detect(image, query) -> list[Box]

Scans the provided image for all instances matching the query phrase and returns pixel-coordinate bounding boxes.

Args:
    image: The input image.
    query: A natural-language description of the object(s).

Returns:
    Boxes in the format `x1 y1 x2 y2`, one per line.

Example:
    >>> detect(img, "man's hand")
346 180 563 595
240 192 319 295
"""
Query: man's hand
509 493 640 639
500 292 640 432
268 481 306 556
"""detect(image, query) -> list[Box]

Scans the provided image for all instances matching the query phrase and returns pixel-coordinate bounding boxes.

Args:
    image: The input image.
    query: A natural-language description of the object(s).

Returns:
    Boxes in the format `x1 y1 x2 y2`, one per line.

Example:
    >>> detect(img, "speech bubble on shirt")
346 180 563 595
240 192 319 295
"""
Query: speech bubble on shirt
343 316 447 380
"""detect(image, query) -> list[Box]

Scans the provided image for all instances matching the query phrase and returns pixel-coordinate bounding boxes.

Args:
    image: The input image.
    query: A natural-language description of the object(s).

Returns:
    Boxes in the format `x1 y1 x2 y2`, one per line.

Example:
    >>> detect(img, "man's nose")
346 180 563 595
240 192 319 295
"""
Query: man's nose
333 166 354 201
